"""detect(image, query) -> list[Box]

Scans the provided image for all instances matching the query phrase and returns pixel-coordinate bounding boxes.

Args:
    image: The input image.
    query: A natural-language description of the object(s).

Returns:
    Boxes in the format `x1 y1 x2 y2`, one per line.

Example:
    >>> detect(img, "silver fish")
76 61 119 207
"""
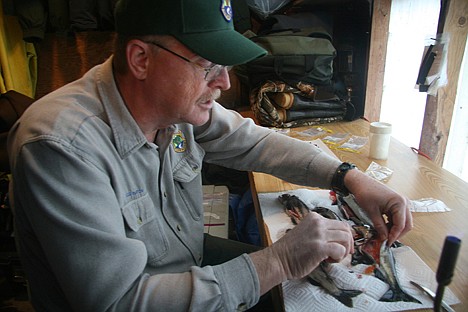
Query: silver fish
340 194 374 227
307 262 362 308
338 195 421 303
377 241 421 303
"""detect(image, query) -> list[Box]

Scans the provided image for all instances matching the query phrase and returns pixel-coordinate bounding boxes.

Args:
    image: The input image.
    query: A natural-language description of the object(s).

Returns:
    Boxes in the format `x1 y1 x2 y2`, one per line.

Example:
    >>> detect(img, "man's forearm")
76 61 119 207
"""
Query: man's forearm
249 248 286 295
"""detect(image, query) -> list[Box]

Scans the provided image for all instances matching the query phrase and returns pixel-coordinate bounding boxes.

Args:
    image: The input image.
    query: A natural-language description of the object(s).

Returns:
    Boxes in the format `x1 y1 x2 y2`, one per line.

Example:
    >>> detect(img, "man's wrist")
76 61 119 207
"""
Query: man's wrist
331 162 356 195
249 248 286 295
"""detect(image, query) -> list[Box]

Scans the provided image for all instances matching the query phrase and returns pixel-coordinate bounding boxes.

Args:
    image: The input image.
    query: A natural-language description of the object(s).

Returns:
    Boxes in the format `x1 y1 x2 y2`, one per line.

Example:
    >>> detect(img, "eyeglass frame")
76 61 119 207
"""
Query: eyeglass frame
142 41 232 81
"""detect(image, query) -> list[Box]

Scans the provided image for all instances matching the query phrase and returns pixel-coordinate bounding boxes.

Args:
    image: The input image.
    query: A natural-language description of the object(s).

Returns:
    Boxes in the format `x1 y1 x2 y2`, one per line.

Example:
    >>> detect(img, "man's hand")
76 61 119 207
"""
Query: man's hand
249 212 353 295
344 169 413 246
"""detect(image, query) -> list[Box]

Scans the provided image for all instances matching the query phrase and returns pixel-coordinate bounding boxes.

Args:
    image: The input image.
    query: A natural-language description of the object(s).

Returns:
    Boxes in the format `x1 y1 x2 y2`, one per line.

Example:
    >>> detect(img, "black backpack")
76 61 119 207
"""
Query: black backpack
247 27 336 87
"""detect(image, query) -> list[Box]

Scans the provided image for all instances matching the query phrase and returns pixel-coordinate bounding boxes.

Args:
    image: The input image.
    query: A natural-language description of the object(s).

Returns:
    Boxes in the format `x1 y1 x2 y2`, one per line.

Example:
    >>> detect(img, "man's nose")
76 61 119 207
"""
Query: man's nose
208 67 231 91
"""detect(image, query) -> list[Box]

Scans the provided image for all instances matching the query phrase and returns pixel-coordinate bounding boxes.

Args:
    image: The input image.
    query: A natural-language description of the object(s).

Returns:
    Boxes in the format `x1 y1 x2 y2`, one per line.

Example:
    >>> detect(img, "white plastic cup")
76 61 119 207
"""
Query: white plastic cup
369 122 392 160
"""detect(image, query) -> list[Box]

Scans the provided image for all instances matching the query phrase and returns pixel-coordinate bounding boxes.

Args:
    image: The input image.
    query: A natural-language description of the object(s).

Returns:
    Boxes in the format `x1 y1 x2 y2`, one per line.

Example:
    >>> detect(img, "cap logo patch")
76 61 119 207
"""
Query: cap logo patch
220 0 233 22
172 130 186 153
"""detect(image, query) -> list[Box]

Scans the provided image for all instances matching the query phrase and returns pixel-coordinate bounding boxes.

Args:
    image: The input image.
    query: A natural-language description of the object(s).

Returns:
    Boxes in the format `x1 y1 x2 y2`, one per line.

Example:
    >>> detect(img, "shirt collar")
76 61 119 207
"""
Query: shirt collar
95 57 149 158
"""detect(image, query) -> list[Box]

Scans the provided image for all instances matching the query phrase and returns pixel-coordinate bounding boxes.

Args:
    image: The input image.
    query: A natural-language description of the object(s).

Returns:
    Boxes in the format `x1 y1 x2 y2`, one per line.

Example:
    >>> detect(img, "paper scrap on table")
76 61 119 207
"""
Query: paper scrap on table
258 188 460 312
410 198 451 212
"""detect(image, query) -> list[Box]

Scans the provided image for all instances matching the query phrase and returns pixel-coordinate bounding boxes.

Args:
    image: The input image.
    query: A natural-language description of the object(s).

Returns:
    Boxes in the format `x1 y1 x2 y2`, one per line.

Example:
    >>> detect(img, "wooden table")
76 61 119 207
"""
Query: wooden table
249 118 468 311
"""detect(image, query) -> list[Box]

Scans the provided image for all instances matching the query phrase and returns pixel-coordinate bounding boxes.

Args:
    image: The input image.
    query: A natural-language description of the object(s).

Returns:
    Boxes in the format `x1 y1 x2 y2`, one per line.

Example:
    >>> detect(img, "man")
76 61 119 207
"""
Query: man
7 0 413 311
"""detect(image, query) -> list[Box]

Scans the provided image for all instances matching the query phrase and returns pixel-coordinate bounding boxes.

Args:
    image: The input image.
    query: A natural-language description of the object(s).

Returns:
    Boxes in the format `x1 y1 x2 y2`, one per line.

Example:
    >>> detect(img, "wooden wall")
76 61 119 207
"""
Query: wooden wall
419 0 468 165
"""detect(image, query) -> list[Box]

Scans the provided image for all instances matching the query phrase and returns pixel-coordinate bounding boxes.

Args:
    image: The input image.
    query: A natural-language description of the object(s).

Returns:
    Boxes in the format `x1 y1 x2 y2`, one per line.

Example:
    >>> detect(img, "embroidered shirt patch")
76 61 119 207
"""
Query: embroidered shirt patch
172 130 186 153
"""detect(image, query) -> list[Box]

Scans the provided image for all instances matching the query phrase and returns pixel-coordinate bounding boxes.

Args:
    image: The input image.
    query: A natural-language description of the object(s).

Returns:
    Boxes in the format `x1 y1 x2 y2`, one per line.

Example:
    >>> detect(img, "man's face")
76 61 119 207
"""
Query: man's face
146 40 231 127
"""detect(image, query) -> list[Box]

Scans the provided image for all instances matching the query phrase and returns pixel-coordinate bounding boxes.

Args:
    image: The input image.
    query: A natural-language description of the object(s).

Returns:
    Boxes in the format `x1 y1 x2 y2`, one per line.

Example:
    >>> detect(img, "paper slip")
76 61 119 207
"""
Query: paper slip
410 198 451 212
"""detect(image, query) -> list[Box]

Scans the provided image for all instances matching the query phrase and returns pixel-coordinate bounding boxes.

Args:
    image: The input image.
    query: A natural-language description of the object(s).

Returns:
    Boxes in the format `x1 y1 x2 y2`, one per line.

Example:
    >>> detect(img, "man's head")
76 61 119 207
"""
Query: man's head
114 0 266 66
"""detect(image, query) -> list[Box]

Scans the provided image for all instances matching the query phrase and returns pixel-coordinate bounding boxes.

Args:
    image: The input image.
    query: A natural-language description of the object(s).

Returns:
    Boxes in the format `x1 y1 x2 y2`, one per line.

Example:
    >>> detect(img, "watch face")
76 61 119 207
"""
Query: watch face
332 163 356 195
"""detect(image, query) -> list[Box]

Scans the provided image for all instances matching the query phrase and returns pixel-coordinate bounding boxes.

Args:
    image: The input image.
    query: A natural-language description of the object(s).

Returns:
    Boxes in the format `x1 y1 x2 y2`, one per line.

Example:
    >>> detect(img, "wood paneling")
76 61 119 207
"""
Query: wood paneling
420 0 468 165
364 0 392 122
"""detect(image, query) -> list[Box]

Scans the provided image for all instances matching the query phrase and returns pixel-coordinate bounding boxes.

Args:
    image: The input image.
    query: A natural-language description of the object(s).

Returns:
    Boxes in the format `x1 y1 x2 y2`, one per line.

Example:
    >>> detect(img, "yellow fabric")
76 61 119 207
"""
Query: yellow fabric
0 0 37 98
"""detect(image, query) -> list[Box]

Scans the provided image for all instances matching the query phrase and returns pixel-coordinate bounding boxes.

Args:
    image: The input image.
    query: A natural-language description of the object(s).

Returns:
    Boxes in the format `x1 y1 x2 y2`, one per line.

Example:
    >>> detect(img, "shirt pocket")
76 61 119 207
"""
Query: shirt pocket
172 142 205 183
121 194 169 264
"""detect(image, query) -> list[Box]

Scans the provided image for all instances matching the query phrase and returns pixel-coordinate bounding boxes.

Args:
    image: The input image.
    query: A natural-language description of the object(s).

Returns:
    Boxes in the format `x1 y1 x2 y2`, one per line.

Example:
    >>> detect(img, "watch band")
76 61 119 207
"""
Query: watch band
331 162 356 195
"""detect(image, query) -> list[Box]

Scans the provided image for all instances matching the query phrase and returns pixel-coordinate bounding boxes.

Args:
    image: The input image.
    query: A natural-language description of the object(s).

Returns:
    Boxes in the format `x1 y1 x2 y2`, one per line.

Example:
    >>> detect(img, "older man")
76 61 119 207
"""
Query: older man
8 0 413 311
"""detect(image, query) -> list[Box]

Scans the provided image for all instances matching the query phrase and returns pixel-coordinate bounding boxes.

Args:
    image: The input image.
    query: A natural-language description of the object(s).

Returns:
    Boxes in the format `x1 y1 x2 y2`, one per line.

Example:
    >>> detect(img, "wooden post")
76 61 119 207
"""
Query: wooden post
364 0 392 122
419 0 468 165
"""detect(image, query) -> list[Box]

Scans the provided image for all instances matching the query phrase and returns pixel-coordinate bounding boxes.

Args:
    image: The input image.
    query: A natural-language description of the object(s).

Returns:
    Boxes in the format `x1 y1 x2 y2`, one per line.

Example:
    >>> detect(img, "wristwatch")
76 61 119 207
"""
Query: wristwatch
331 162 356 195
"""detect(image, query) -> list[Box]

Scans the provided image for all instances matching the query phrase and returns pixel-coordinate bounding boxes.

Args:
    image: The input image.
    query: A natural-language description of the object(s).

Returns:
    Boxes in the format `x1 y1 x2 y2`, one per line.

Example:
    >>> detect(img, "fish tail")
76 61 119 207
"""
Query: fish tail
334 289 363 308
306 276 362 308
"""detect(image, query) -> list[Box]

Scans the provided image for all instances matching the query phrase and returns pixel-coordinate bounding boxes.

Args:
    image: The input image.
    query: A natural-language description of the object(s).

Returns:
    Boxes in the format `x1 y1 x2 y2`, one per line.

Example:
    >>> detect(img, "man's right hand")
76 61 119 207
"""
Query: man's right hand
249 212 353 295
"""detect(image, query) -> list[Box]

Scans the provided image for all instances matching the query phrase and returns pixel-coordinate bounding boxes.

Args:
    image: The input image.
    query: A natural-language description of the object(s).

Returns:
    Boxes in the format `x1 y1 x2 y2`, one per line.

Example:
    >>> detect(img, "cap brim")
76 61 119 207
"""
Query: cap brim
176 30 267 66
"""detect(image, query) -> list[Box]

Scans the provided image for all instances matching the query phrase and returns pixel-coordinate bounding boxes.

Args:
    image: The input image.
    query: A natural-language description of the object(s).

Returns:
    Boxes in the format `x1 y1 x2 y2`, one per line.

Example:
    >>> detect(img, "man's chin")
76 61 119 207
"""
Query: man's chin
187 109 212 126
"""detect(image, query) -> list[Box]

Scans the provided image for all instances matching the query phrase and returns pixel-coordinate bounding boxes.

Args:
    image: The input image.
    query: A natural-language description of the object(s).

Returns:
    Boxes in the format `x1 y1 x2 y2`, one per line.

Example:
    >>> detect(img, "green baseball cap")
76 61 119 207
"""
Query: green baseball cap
114 0 267 66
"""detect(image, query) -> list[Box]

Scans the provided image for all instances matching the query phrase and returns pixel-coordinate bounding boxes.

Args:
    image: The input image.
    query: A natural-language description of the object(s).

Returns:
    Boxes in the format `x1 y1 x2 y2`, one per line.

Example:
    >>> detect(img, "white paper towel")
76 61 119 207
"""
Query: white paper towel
258 189 460 311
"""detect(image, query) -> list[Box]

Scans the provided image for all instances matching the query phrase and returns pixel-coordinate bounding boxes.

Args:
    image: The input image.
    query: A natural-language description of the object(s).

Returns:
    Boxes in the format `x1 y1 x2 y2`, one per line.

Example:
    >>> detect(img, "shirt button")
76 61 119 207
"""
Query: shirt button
237 303 247 311
176 224 181 231
163 191 167 198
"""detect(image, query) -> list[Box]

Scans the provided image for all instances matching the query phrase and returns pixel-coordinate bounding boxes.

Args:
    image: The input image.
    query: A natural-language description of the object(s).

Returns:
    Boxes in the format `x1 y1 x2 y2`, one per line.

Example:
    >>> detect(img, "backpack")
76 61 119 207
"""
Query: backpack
246 27 336 87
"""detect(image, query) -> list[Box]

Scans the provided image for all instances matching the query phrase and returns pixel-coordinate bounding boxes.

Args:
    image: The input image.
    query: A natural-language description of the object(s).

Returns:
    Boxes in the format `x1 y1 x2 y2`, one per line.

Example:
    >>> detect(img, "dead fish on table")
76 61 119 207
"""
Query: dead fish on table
277 193 309 224
278 193 362 307
279 192 422 306
278 194 342 223
307 262 362 308
339 195 421 304
378 241 421 303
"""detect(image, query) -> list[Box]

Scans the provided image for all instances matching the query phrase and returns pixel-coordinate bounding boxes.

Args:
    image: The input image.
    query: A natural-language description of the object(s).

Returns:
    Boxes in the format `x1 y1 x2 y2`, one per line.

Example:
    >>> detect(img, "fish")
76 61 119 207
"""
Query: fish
277 193 309 224
339 194 375 227
278 193 342 223
377 241 421 303
307 262 362 308
279 192 422 306
278 193 362 307
339 195 421 304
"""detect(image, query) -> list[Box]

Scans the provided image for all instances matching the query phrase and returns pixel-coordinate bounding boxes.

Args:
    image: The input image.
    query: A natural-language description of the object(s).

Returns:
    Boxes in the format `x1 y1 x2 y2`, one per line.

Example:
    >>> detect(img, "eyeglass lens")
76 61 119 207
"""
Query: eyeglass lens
205 65 232 81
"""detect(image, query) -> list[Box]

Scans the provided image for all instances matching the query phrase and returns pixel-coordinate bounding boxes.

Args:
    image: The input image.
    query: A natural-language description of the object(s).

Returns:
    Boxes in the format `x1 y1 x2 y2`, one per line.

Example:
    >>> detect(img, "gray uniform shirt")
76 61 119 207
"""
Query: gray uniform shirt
7 57 341 311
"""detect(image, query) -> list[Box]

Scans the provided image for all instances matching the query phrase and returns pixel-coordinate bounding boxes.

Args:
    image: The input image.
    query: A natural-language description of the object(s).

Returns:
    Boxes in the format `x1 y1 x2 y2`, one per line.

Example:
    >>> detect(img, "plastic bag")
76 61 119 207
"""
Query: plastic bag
338 135 368 152
322 132 349 145
364 161 393 183
297 126 331 138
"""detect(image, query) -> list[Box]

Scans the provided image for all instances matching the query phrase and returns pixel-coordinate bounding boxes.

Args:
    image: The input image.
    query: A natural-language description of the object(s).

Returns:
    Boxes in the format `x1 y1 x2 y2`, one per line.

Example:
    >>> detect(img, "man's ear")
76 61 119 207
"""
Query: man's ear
126 40 150 80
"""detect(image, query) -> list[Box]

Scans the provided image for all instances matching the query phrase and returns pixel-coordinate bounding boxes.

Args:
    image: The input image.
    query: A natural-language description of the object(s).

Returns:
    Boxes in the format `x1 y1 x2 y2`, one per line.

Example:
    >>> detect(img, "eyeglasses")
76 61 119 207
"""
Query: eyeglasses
143 41 232 81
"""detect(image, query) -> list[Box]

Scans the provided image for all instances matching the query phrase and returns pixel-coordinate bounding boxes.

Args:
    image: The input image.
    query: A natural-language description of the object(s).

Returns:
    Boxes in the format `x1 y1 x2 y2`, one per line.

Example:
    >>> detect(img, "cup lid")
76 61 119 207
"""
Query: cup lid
370 122 392 134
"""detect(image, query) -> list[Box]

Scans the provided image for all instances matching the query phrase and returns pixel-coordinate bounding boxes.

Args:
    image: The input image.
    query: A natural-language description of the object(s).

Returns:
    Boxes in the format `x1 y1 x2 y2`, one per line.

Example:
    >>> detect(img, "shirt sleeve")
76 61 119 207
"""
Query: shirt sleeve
196 103 342 190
